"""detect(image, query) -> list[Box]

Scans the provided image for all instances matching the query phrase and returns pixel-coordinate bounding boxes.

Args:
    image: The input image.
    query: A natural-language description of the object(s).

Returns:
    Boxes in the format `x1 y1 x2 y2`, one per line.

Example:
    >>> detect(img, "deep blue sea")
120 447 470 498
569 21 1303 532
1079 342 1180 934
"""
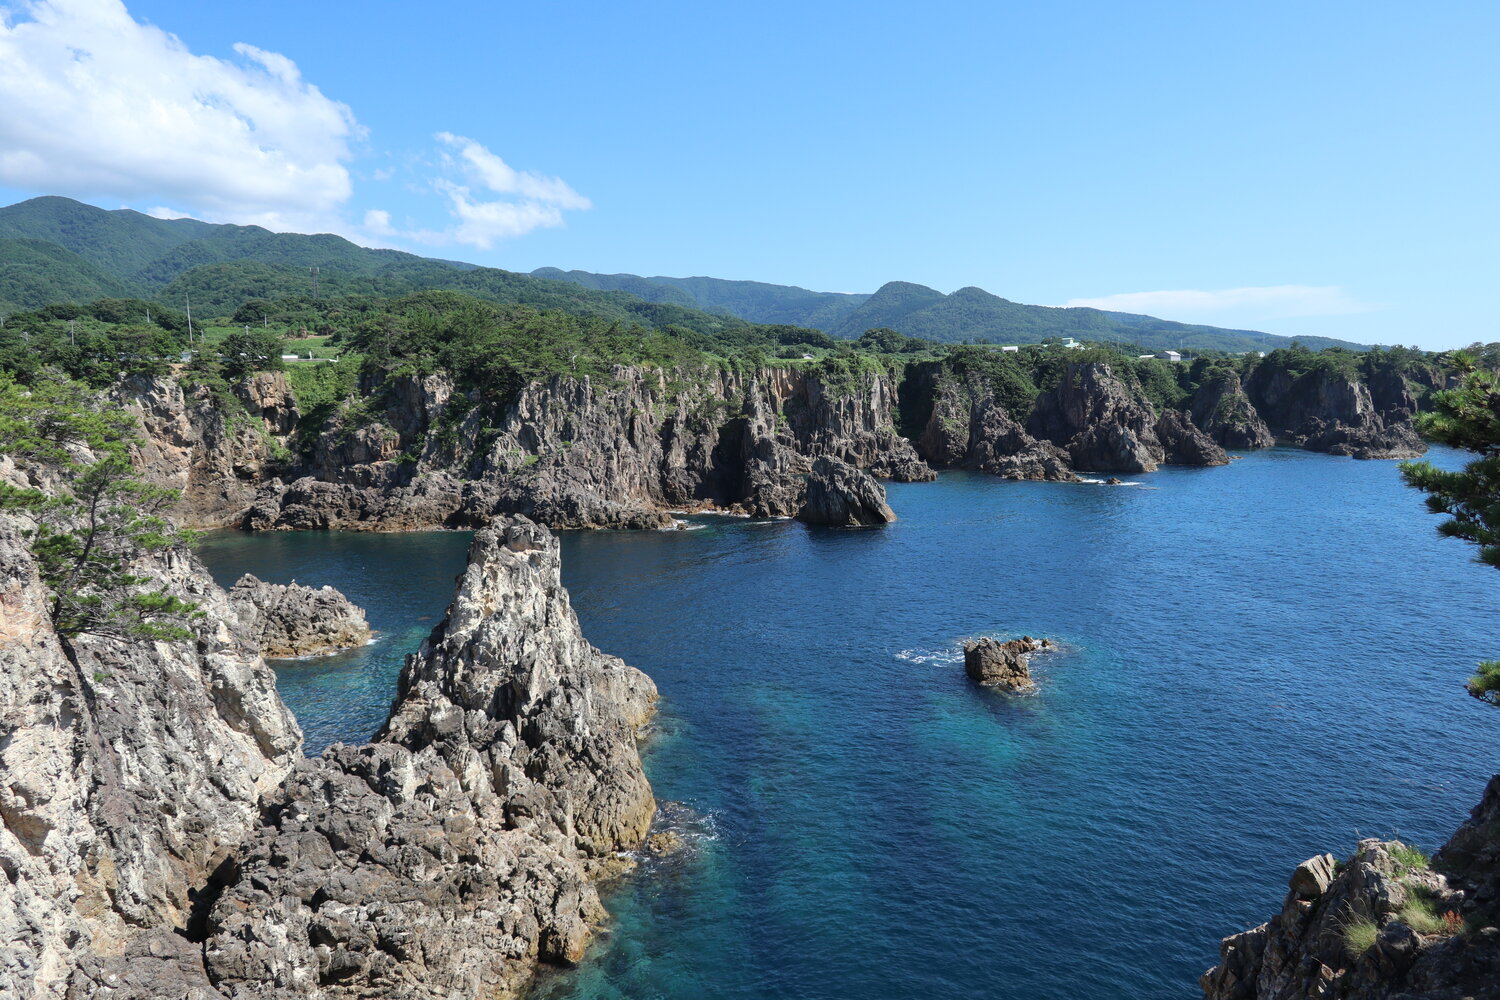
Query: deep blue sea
196 447 1500 1000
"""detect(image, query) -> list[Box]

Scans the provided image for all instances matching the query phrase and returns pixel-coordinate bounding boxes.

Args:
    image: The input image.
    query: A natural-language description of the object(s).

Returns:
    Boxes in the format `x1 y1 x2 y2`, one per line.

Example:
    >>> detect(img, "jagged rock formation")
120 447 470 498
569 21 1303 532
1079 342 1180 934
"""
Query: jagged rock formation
798 456 896 526
1192 372 1276 450
119 371 299 527
1156 409 1231 467
229 574 372 657
1244 364 1426 460
1028 363 1225 473
125 365 932 532
2 438 656 1000
918 379 1079 482
963 636 1051 690
0 516 302 999
1203 776 1500 1000
203 521 657 999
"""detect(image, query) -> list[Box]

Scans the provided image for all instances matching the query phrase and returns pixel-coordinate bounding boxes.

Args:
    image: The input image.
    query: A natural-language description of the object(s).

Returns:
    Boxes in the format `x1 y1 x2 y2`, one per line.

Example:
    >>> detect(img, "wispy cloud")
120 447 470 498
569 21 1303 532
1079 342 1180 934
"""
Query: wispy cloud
0 0 361 230
1063 285 1374 324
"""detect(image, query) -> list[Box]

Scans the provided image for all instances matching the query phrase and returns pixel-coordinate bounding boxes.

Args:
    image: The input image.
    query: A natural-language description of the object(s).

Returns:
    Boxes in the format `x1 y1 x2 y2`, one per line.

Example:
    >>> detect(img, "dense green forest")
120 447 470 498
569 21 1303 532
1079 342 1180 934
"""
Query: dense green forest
0 196 1372 355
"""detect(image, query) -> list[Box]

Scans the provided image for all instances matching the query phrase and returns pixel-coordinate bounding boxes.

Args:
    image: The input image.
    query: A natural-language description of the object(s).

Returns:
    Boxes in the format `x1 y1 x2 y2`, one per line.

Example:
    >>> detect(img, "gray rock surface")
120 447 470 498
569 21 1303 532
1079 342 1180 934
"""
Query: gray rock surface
1203 776 1500 1000
918 380 1079 482
0 513 302 1000
1191 372 1276 450
204 520 658 999
1156 409 1230 467
229 574 372 657
1028 363 1169 474
797 456 896 526
1244 364 1427 460
963 636 1051 690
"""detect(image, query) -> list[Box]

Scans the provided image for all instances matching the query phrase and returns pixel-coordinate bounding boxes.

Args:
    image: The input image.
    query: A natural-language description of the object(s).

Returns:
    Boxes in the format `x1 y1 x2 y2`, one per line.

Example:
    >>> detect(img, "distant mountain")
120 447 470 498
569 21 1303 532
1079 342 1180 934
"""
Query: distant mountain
533 269 1368 353
0 196 1366 353
0 197 743 338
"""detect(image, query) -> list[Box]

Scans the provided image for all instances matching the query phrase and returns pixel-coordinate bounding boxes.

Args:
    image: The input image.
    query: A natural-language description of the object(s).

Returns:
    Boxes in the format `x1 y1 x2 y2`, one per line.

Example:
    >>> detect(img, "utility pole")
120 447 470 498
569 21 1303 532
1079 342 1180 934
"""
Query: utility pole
185 293 194 345
310 266 320 302
69 319 76 346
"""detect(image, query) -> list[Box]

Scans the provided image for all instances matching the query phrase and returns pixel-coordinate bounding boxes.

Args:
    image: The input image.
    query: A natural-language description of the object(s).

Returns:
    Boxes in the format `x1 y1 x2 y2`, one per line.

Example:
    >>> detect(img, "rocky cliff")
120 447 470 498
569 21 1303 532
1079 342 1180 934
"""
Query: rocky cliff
203 521 657 999
1191 371 1276 450
2 471 656 998
0 514 302 999
1243 364 1426 460
1203 777 1500 1000
119 372 299 528
126 365 931 533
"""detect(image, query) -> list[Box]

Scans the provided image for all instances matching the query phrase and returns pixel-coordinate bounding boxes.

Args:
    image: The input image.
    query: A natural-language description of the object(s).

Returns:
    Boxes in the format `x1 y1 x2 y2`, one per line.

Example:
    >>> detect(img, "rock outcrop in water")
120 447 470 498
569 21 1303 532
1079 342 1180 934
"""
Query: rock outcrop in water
1203 776 1500 1000
798 455 896 526
963 636 1052 690
204 520 657 999
228 573 372 657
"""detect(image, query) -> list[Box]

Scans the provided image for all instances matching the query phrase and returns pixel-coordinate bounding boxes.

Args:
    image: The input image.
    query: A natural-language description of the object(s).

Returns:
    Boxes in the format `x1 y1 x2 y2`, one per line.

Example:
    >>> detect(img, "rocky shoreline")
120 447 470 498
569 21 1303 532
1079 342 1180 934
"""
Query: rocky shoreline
115 355 1430 536
0 505 656 998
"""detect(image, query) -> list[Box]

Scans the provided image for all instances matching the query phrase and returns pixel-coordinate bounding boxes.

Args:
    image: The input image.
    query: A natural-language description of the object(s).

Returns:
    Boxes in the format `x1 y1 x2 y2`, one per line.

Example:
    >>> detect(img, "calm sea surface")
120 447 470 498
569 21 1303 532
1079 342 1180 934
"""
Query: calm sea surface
196 447 1500 1000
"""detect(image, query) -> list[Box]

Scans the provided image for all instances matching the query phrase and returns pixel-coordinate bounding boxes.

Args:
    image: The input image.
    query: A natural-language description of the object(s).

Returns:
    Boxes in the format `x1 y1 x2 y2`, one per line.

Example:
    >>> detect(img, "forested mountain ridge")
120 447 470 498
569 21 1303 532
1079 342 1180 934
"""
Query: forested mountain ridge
534 268 1369 353
0 195 1365 353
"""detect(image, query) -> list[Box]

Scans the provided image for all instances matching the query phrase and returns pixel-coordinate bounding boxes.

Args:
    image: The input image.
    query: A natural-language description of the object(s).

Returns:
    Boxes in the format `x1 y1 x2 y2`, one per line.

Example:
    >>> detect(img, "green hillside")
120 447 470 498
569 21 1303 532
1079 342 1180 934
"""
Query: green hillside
535 268 1368 353
0 196 1368 353
0 237 138 311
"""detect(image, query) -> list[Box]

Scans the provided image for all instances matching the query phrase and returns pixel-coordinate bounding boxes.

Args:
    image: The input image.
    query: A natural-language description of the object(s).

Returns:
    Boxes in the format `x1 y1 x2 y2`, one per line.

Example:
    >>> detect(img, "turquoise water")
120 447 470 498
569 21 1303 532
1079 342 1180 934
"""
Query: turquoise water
197 447 1500 1000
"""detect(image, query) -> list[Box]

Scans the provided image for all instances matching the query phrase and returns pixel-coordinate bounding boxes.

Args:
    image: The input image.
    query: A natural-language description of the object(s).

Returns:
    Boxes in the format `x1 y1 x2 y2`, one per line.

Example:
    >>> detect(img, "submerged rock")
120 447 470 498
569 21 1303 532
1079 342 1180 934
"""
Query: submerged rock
963 636 1051 690
229 573 371 657
797 456 896 526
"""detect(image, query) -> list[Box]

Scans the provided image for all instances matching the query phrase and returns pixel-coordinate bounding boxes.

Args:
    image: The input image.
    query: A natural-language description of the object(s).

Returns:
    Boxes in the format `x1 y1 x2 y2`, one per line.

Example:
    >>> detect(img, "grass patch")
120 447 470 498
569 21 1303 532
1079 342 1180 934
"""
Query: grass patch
1389 840 1430 872
1343 917 1379 954
1397 889 1445 934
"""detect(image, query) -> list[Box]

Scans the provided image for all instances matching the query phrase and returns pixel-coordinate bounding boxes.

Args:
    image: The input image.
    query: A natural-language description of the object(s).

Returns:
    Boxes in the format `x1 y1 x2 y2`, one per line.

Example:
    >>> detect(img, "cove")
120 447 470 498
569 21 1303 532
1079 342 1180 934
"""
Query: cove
196 447 1500 1000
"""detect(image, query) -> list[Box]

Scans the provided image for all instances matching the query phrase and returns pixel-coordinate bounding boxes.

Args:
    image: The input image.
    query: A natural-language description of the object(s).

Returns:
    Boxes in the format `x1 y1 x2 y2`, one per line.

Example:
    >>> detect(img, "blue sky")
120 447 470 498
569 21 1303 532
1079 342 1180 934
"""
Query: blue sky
0 0 1494 348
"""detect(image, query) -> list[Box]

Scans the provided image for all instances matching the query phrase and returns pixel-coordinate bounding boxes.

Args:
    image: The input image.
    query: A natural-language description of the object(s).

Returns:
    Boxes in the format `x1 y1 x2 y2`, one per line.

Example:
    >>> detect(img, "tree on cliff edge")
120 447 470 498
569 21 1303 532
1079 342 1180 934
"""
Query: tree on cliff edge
1400 352 1500 704
0 373 198 643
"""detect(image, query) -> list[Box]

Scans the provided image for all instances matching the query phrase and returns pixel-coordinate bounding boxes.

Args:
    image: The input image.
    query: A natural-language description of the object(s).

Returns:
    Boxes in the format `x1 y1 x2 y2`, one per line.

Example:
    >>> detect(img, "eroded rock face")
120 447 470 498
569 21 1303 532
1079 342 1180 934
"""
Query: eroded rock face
918 380 1079 482
1244 365 1427 460
204 520 658 999
798 456 896 526
229 574 371 657
0 516 302 1000
963 636 1050 690
1028 364 1168 474
118 372 299 528
1203 778 1500 1000
1156 409 1230 467
1191 372 1276 450
236 366 930 531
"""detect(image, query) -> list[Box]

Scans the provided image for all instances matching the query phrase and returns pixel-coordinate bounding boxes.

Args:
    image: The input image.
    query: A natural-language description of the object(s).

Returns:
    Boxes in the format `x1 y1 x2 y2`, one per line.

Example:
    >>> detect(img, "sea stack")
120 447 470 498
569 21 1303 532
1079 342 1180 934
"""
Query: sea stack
963 636 1052 690
229 573 372 657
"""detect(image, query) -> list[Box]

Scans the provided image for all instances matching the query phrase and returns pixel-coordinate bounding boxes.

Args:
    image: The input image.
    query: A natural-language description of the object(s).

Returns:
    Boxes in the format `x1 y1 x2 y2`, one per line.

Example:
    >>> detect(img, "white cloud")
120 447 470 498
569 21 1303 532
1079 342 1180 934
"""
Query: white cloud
405 133 590 249
0 0 360 228
1062 285 1374 324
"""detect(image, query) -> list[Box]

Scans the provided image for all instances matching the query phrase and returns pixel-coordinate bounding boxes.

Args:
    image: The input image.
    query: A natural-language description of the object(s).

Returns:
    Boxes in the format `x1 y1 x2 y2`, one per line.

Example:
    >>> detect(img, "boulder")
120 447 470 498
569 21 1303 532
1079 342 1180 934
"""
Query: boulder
229 573 372 657
797 456 896 526
963 636 1050 690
